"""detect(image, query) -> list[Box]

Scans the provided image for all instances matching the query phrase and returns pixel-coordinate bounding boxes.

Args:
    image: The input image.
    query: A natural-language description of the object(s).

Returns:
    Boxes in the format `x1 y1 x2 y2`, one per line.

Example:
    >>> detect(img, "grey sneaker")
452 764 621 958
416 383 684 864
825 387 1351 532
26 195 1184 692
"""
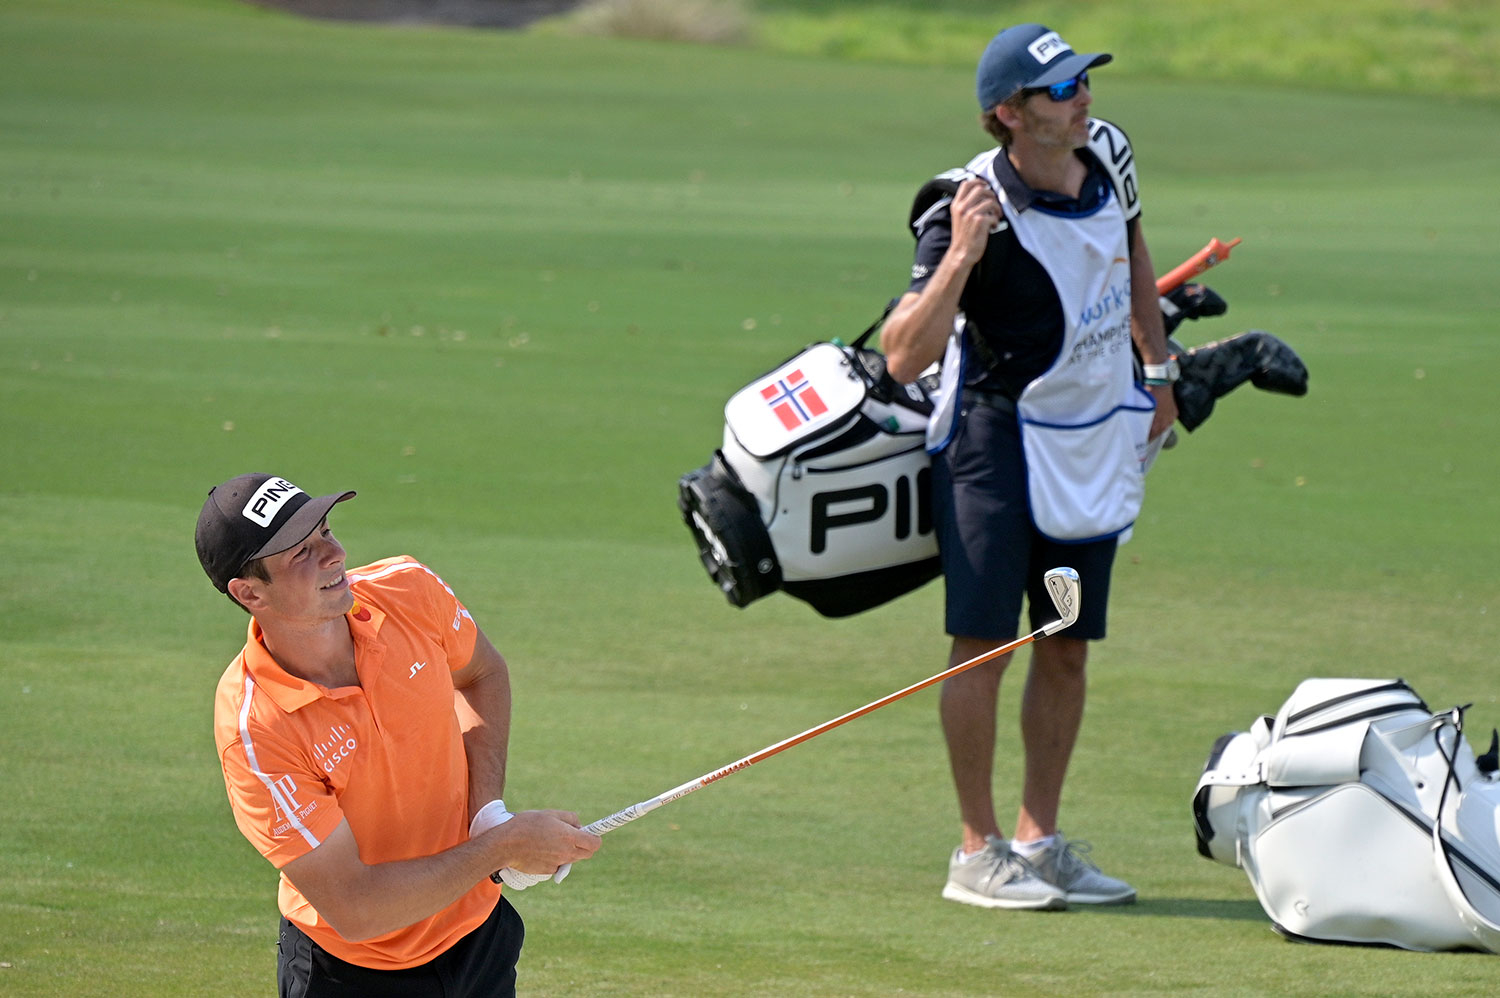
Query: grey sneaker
1028 835 1136 905
941 839 1067 911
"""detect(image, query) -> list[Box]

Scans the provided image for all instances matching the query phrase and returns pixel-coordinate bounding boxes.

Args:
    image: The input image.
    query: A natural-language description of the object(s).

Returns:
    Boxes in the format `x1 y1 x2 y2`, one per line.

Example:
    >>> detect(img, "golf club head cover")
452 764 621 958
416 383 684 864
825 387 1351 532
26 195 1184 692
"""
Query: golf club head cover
1159 282 1228 335
468 800 565 890
1173 330 1310 432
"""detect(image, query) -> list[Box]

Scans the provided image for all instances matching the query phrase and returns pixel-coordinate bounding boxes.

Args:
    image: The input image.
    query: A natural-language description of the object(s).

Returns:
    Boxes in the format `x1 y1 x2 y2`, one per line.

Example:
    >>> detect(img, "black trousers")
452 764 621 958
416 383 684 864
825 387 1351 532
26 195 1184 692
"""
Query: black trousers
277 896 524 998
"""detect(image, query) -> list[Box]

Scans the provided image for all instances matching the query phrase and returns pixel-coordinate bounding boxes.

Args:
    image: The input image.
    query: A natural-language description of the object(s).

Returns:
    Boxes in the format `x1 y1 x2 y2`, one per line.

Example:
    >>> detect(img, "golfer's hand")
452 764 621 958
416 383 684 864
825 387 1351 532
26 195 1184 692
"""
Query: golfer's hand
501 810 600 875
1148 383 1178 438
470 802 600 889
949 178 1001 264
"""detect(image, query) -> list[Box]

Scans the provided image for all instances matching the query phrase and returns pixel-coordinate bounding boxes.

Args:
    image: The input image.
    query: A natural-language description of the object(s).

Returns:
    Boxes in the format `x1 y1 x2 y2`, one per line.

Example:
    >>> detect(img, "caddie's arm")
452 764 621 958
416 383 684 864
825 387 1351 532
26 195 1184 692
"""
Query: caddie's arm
452 628 511 823
1128 218 1179 438
281 810 599 942
882 178 998 384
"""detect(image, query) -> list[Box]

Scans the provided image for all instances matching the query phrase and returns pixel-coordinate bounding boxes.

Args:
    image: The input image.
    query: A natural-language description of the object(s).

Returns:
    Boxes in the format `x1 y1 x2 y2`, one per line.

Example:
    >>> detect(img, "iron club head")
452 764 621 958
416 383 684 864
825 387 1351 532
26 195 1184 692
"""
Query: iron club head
1040 567 1081 635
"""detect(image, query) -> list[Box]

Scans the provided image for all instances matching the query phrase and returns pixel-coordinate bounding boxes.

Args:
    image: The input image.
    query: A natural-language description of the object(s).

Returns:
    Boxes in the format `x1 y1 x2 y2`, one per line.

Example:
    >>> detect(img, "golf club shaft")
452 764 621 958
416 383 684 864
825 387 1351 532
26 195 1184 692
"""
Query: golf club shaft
581 621 1054 838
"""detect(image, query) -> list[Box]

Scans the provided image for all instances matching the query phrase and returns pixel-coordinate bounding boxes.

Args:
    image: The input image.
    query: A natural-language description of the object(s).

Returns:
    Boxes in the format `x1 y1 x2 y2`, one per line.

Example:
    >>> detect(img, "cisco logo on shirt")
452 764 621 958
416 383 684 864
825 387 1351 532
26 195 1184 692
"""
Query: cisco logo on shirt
313 724 359 775
241 478 304 527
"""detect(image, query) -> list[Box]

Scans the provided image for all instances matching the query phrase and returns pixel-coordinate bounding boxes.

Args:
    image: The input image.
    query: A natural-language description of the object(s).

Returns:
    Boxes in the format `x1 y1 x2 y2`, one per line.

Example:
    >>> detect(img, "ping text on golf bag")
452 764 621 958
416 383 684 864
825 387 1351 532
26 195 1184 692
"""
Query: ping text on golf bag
1194 678 1500 952
678 314 941 617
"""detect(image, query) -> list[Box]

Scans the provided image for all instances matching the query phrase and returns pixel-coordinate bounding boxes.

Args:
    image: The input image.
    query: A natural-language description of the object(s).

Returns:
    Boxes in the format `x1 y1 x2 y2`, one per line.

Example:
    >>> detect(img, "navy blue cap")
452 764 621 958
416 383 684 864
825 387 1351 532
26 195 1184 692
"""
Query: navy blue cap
976 24 1112 110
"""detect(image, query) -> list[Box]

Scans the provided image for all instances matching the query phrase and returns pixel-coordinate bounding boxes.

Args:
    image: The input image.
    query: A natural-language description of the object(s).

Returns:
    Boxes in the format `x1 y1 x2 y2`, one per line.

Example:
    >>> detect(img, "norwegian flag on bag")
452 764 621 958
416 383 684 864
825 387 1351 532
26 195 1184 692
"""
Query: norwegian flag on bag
724 344 865 458
760 369 829 430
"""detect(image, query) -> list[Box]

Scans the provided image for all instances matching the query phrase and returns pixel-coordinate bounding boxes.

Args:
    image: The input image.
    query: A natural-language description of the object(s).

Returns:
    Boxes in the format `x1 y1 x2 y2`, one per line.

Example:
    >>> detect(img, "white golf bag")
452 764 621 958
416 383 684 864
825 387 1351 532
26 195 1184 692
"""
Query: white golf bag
677 318 940 617
1193 678 1500 951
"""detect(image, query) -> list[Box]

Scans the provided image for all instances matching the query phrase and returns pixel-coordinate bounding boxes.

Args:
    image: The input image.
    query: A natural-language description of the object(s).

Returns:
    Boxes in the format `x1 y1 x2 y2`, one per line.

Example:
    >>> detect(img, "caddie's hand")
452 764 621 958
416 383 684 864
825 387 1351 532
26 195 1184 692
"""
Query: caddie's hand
1148 383 1178 438
948 178 1000 263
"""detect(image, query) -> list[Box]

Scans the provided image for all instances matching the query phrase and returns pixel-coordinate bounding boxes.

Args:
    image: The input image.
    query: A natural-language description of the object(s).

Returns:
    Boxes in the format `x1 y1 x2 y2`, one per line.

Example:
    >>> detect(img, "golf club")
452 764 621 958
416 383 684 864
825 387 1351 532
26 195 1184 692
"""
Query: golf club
586 566 1080 837
500 567 1079 886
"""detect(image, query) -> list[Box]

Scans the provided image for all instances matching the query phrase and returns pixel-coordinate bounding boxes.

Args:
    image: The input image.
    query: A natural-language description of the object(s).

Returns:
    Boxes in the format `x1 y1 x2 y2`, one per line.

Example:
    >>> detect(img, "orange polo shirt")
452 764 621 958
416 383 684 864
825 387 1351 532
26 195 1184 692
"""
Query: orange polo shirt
213 556 500 971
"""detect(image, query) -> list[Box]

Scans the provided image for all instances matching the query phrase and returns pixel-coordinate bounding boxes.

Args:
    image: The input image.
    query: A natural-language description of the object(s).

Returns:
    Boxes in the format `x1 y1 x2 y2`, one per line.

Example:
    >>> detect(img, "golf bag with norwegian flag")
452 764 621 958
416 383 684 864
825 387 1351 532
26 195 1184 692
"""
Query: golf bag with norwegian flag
1193 678 1500 952
678 286 1310 617
678 315 941 617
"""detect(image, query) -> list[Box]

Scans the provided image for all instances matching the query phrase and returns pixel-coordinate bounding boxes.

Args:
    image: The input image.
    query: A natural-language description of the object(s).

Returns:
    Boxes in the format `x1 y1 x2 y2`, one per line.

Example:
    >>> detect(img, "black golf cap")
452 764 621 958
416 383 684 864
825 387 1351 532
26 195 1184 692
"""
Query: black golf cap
195 473 355 593
976 23 1112 110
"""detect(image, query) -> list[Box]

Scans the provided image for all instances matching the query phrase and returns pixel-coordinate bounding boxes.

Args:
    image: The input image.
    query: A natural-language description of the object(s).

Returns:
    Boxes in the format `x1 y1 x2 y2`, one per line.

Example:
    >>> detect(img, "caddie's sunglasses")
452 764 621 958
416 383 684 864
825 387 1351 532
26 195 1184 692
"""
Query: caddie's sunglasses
1026 71 1089 102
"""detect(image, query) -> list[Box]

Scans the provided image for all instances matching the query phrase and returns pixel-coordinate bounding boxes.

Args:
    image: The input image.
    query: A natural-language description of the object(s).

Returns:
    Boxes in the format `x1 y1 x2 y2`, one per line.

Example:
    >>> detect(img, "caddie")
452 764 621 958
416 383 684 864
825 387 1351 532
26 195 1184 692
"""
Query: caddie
881 23 1177 910
195 473 599 997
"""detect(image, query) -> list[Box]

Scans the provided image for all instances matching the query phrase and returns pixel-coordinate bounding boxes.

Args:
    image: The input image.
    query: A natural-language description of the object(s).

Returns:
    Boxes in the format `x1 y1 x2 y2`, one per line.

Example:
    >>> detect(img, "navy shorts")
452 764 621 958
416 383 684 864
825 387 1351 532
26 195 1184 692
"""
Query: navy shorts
277 896 524 998
932 394 1117 642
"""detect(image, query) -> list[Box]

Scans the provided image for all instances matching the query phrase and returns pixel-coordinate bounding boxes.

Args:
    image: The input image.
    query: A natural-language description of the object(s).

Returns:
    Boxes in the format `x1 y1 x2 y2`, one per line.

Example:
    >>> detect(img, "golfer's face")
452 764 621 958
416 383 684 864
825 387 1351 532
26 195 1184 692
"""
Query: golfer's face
261 518 354 619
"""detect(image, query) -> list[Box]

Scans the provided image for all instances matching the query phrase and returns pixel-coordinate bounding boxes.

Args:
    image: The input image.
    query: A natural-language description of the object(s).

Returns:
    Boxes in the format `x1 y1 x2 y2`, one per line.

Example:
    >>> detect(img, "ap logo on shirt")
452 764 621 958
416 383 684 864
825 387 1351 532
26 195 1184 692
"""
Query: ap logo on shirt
269 774 320 835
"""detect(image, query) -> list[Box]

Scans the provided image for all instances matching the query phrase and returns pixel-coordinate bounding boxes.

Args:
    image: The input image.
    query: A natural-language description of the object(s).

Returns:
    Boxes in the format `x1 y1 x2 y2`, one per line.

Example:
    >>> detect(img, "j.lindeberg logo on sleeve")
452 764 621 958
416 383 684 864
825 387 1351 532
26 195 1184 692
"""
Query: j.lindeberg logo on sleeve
242 478 304 526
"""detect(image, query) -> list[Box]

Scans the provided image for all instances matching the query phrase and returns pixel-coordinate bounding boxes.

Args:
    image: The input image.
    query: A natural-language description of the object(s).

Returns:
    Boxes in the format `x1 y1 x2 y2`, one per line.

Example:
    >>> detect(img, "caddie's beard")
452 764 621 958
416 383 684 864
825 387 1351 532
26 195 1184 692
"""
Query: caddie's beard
1020 102 1090 151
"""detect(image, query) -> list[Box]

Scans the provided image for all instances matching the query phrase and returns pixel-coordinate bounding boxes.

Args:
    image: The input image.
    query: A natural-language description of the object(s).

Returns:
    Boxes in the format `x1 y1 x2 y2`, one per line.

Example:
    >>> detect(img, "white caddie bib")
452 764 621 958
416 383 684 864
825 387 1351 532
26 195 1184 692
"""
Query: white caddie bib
969 145 1155 542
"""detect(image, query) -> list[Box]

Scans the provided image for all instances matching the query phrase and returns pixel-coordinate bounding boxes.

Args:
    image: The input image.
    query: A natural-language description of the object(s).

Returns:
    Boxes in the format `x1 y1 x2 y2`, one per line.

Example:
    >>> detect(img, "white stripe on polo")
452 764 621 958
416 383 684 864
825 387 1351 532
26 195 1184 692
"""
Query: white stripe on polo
238 674 321 849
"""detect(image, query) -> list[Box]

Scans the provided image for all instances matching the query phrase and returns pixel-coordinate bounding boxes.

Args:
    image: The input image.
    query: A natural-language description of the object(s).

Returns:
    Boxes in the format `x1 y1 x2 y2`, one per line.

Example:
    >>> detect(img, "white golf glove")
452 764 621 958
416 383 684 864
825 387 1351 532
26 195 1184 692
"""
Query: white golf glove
469 800 571 890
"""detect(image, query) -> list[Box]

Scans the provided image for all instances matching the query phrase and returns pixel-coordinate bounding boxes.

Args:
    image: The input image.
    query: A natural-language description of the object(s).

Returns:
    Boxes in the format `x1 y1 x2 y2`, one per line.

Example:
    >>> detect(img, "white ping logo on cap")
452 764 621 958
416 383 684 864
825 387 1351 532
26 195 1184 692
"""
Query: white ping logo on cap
1029 31 1069 64
242 478 304 527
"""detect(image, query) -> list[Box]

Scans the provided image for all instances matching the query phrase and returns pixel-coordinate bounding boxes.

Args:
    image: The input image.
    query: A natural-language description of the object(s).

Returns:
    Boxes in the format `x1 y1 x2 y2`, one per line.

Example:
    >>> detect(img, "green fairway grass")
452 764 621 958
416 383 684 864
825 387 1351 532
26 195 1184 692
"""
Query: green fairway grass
3 1 1499 995
751 0 1500 99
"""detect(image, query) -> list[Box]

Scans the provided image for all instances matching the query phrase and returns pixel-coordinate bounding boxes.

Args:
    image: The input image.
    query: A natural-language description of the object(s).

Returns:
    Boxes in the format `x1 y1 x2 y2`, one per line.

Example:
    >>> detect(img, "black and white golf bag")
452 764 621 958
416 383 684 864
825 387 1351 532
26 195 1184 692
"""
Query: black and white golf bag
678 288 1310 617
1193 678 1500 952
677 318 941 617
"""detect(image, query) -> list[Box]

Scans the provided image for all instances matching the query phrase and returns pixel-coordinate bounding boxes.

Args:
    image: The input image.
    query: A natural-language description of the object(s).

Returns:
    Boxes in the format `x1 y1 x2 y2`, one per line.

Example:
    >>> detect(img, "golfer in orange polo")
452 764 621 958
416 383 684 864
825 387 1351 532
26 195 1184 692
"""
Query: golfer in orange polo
196 473 599 997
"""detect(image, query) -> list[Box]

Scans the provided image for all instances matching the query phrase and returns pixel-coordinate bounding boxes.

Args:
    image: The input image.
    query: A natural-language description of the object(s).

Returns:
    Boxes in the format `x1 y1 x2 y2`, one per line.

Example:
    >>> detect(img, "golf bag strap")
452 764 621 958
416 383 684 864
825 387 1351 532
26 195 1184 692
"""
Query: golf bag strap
851 300 897 352
1430 709 1500 952
1084 118 1141 222
908 170 1005 238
